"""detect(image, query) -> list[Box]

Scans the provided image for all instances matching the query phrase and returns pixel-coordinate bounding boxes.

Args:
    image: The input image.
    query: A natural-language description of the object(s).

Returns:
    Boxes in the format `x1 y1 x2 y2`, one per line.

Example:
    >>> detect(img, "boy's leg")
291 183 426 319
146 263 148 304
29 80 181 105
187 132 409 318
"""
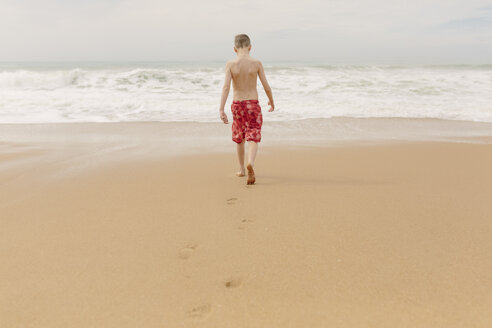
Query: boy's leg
246 141 258 185
231 102 246 177
236 140 246 177
247 141 258 167
244 101 262 185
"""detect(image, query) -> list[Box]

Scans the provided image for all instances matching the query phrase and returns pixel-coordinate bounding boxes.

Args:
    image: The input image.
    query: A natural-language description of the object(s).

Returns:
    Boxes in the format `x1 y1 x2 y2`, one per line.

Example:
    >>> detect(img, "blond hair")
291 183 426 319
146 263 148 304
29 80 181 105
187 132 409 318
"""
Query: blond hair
234 34 251 48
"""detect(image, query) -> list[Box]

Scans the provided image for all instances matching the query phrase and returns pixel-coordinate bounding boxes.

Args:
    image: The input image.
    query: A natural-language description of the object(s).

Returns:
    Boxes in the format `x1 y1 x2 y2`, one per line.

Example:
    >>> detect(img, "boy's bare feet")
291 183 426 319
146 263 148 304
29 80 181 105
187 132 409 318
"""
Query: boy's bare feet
246 164 255 185
236 168 245 177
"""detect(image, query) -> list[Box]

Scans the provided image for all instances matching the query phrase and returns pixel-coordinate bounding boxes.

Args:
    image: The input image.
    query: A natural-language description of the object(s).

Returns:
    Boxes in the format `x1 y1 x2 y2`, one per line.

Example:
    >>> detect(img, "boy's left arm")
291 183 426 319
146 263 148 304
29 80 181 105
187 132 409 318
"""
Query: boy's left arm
219 62 232 124
258 61 274 112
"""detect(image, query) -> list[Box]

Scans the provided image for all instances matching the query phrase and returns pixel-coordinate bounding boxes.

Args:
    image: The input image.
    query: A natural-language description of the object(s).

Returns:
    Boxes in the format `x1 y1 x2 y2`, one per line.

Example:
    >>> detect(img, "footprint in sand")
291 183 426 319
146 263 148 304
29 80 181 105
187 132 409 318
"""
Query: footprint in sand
184 303 212 321
238 218 254 230
224 276 242 288
226 197 238 205
178 243 198 260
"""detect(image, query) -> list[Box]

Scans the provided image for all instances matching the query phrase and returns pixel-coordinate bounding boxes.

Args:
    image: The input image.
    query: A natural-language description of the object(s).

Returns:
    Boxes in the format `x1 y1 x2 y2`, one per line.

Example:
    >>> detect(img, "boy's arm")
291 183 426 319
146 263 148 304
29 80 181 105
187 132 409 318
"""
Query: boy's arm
219 61 232 124
258 61 274 112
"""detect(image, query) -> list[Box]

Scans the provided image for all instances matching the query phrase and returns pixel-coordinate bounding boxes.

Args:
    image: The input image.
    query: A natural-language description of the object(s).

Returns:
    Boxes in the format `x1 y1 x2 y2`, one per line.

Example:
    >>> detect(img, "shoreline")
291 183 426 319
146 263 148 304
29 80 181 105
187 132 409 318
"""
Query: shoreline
1 117 491 146
1 118 491 184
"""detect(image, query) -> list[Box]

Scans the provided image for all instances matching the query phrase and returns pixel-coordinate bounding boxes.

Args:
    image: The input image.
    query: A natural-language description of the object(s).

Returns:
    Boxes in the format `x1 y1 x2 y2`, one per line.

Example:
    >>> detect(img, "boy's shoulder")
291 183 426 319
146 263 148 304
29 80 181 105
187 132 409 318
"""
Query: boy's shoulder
249 57 262 65
225 57 262 68
226 56 262 63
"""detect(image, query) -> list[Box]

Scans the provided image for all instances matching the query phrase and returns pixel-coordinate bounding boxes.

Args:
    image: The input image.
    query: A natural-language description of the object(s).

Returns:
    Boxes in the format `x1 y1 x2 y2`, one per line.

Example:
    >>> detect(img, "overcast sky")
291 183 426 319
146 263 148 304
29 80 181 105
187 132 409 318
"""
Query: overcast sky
1 0 491 63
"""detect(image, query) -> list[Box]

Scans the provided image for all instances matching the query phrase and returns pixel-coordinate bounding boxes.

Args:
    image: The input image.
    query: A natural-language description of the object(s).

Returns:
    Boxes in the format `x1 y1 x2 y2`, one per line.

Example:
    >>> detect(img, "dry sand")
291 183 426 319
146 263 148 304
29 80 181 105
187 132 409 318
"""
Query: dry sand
1 124 492 327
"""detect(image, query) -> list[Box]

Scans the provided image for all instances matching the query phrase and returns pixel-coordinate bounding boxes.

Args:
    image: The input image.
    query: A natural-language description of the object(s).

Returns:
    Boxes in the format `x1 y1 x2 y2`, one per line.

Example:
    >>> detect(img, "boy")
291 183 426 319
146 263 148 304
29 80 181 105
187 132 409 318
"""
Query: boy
219 34 275 185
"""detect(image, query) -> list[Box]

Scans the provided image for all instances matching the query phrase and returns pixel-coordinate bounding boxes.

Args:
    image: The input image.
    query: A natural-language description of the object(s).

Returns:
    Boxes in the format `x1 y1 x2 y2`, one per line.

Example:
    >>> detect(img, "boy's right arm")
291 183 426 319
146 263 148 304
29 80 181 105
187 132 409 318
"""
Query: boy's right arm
219 61 232 124
258 61 274 112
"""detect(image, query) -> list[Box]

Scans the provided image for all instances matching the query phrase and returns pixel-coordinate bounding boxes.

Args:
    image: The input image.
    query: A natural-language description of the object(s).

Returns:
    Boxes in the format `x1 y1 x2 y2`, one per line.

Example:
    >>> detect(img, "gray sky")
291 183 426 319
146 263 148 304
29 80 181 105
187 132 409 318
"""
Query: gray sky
1 0 491 63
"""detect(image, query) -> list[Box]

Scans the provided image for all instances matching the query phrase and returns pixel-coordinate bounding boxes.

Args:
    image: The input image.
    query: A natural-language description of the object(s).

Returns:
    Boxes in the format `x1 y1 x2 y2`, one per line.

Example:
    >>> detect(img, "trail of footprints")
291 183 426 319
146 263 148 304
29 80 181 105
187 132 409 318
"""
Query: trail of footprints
224 276 243 288
181 196 253 323
226 197 237 205
238 218 254 230
183 277 244 323
184 303 212 322
178 243 198 260
226 197 255 229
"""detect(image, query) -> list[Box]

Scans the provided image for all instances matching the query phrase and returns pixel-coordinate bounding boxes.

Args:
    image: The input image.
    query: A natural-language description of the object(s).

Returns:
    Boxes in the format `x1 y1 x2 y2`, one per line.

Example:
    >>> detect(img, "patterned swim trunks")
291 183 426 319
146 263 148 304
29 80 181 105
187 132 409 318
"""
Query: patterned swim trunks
231 99 263 144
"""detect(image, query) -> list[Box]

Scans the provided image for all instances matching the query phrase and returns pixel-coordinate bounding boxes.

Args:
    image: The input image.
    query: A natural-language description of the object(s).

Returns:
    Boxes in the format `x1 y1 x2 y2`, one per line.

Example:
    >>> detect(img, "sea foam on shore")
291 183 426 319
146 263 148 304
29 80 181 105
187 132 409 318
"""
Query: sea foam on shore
1 62 492 123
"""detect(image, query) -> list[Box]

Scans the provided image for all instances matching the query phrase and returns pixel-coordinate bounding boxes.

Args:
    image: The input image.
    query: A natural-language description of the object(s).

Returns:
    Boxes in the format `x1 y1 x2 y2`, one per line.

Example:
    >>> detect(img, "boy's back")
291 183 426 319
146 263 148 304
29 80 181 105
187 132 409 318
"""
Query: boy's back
228 56 260 101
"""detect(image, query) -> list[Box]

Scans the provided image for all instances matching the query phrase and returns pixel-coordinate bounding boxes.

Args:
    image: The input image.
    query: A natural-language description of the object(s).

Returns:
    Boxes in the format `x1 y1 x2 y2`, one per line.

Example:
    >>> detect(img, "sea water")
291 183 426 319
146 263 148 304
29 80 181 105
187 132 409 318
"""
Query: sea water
1 61 491 123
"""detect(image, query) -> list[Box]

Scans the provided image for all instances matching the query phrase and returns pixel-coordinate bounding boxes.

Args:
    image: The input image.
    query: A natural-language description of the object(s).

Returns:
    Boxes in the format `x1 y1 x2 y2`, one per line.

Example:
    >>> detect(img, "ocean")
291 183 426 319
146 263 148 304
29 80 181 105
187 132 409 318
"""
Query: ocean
1 62 492 123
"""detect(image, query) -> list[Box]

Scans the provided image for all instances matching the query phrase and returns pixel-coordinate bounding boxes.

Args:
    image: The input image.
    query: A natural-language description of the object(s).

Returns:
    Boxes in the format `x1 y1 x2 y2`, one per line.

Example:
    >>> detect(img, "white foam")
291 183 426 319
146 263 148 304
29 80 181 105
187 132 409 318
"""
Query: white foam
0 63 491 123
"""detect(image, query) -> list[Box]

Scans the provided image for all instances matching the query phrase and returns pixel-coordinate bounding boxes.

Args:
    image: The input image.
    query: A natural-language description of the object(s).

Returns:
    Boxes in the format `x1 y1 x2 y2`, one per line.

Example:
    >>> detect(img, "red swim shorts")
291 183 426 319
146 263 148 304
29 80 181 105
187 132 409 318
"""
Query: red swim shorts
231 99 263 143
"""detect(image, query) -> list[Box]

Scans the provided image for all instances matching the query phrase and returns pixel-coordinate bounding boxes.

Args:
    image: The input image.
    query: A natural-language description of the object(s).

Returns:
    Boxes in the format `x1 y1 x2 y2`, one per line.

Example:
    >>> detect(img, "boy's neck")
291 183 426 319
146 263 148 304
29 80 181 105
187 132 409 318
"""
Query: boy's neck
236 48 250 57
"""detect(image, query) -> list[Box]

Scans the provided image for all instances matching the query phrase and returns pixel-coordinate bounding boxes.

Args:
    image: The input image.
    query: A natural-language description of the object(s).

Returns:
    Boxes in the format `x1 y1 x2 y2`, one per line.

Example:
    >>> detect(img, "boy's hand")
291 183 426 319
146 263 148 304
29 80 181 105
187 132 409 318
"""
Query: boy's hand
220 111 229 124
268 100 275 112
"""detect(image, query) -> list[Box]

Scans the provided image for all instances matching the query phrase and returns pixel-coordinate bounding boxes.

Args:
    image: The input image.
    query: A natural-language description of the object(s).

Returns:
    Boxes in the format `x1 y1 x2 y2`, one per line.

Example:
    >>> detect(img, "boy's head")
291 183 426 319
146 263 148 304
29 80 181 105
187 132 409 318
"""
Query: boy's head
234 34 251 53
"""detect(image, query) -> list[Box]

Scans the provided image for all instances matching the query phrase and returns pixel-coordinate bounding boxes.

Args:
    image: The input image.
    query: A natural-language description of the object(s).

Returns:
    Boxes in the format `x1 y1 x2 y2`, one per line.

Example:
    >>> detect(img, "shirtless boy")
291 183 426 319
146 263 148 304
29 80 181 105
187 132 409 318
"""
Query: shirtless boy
219 34 275 185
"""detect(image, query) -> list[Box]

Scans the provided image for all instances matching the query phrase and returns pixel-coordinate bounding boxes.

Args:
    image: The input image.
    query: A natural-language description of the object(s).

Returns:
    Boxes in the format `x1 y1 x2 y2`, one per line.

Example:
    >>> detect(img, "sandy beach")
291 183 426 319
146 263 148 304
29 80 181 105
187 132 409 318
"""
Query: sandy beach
1 120 492 327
